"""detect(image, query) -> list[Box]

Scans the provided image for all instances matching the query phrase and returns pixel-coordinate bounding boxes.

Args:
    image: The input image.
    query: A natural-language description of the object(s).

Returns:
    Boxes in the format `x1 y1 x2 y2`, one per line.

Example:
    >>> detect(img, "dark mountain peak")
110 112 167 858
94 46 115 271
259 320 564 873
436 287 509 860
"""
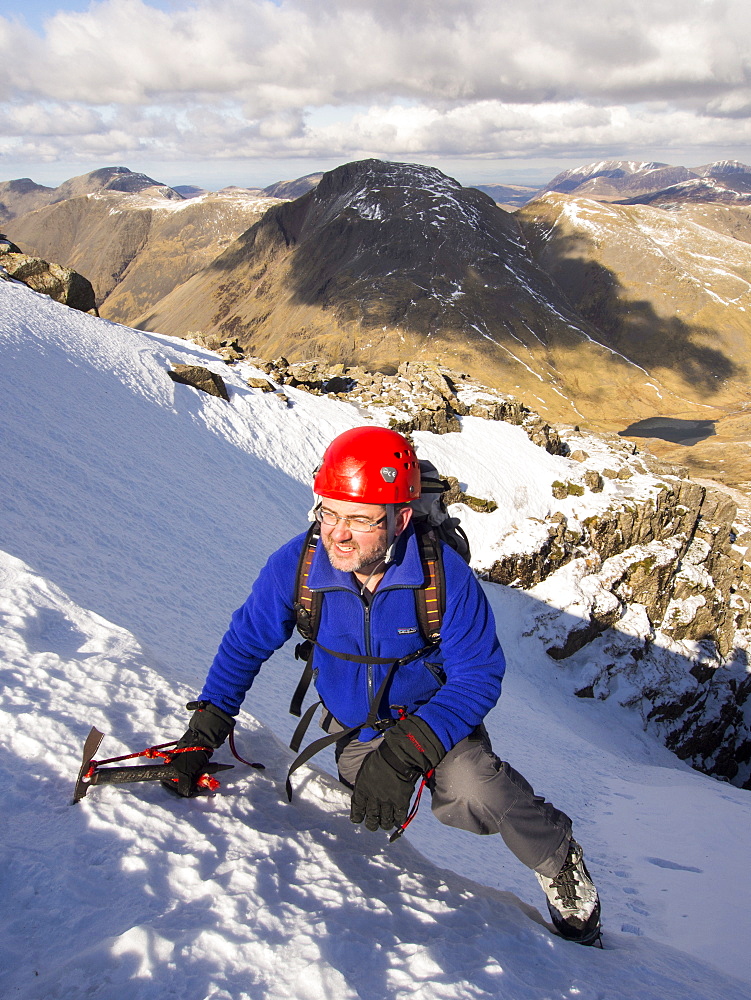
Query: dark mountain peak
135 156 613 402
0 177 54 196
313 157 465 200
0 177 57 223
288 158 503 241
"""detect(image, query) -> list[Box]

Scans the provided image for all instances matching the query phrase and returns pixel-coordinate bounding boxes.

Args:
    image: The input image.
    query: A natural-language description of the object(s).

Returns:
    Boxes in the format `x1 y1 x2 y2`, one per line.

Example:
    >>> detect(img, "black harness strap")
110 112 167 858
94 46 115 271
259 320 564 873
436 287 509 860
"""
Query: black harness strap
284 636 440 799
284 524 446 801
289 625 425 720
289 698 324 755
285 644 413 801
289 651 314 719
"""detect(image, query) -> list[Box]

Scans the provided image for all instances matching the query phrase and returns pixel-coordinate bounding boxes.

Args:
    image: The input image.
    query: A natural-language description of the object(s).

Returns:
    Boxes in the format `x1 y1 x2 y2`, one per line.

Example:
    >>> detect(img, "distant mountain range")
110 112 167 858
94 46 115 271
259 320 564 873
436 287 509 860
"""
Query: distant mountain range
2 167 288 322
4 157 751 490
540 158 751 204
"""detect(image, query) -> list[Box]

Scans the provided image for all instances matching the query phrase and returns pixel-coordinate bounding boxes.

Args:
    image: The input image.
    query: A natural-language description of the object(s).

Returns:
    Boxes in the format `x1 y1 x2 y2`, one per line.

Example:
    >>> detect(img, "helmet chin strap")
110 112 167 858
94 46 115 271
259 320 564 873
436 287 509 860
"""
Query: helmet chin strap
385 504 398 565
352 505 398 593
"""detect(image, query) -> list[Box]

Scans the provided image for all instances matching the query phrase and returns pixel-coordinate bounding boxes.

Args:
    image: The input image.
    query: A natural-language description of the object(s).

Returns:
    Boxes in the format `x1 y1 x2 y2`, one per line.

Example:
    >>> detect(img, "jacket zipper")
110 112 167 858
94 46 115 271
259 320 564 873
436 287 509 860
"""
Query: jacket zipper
363 598 374 704
315 582 415 716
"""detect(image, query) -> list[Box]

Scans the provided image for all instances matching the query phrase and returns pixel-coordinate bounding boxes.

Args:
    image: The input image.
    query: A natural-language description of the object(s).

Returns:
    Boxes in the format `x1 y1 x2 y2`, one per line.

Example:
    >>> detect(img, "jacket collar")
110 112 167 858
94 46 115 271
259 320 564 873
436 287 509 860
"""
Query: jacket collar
308 523 424 592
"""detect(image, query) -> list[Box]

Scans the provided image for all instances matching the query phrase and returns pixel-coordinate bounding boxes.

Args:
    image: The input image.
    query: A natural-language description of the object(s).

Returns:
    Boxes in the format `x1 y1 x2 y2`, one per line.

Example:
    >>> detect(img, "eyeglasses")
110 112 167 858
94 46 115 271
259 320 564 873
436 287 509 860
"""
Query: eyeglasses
315 507 387 533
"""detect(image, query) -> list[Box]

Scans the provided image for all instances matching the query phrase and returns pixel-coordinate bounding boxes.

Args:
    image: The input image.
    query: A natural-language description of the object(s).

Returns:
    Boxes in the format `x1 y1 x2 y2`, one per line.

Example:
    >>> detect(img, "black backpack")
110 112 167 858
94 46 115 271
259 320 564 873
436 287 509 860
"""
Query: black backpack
409 458 471 564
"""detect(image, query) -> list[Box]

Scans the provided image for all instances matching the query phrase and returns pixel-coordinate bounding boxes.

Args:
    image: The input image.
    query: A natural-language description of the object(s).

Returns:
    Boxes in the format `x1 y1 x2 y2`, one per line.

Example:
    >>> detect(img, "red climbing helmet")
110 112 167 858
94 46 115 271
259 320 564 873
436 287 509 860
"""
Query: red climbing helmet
314 426 421 503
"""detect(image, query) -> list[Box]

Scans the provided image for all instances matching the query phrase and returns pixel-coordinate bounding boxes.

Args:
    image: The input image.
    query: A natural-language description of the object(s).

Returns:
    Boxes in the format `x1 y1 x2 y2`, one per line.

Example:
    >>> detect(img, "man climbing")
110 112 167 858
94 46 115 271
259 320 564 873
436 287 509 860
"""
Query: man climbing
169 425 602 946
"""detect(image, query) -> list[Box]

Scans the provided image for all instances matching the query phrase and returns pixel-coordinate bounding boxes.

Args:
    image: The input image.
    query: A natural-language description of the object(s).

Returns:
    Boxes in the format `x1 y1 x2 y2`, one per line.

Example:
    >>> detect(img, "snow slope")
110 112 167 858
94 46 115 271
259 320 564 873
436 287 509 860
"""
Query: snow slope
1 279 749 999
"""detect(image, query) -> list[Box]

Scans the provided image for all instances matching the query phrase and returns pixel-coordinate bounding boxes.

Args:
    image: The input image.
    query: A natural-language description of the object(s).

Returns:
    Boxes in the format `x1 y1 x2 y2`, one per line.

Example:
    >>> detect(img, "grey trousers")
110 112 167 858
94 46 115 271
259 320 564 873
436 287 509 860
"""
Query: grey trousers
331 719 572 878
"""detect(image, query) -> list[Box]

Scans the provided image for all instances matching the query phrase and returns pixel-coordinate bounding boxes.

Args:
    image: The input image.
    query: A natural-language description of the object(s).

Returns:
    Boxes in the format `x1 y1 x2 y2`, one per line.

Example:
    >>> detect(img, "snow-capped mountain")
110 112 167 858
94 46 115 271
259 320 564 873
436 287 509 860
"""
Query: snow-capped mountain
1 277 750 997
542 159 751 204
133 158 675 432
542 161 697 199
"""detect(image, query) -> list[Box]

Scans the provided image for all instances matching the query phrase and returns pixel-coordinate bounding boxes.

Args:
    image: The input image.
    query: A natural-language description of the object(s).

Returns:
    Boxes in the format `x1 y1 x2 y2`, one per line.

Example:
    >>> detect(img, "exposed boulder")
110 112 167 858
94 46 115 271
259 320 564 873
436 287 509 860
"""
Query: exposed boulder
0 250 97 313
246 376 276 392
168 365 230 401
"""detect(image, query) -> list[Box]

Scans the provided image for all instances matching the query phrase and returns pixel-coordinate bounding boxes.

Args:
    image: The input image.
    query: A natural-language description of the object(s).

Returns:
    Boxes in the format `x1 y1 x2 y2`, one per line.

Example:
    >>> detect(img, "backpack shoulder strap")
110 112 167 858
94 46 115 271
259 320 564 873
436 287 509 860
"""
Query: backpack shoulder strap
293 523 323 641
289 524 323 718
415 528 446 643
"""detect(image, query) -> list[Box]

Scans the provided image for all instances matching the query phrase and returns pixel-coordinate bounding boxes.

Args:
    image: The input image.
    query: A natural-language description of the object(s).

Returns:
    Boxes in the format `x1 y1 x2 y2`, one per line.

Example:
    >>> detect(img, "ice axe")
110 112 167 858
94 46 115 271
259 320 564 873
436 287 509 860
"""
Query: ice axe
71 726 235 804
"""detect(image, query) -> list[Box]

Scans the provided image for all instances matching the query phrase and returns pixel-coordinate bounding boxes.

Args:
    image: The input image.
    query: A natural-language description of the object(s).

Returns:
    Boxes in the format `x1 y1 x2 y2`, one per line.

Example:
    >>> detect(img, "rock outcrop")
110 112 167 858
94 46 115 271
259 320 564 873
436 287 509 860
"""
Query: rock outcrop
0 250 97 313
190 342 567 456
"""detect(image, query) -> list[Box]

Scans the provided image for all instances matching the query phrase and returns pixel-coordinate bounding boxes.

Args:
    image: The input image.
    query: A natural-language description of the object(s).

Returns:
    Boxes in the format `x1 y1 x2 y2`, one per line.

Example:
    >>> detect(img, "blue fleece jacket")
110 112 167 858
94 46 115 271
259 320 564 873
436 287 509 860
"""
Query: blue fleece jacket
200 524 506 751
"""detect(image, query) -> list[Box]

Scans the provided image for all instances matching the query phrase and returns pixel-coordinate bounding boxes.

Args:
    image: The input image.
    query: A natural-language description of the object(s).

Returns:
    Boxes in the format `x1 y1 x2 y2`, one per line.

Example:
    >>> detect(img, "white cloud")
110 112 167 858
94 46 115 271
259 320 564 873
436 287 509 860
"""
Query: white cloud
2 0 751 175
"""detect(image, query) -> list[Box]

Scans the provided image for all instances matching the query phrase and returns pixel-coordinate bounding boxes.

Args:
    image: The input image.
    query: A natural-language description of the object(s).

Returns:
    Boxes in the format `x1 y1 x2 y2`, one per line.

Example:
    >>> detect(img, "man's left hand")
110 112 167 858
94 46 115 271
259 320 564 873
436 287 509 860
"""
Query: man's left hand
350 715 445 832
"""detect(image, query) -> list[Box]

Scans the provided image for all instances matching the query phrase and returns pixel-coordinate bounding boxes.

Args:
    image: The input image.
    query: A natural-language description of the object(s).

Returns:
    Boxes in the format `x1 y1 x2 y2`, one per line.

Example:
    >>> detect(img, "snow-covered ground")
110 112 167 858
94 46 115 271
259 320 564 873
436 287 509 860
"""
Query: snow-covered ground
1 278 749 999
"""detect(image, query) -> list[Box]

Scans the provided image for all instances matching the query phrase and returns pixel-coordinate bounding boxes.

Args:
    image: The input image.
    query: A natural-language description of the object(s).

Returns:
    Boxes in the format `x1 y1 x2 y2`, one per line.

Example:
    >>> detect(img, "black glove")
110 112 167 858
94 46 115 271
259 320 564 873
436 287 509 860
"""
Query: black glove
350 715 445 832
164 700 235 797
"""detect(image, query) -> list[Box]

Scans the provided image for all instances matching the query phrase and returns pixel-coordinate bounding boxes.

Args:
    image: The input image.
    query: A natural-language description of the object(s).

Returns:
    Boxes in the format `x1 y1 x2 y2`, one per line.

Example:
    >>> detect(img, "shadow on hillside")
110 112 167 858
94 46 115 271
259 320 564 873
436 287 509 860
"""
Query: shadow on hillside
520 224 743 396
198 201 744 413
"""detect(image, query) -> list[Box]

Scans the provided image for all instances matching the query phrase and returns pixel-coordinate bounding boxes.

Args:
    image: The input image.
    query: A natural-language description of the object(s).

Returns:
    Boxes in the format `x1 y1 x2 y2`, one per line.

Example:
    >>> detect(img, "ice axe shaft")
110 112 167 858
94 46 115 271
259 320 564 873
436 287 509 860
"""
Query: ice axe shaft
89 761 233 786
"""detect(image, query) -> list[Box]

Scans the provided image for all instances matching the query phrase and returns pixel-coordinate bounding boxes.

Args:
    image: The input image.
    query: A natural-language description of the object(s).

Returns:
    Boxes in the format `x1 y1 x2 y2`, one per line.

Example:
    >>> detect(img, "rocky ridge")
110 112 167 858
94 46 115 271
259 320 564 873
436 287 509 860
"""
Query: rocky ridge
184 336 751 789
193 336 565 451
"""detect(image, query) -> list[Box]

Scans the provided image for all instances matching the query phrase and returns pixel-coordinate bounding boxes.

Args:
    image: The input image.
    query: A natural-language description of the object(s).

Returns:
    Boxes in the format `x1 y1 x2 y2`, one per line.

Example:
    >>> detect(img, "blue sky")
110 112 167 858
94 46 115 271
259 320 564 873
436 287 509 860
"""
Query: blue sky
13 0 177 35
2 1 750 191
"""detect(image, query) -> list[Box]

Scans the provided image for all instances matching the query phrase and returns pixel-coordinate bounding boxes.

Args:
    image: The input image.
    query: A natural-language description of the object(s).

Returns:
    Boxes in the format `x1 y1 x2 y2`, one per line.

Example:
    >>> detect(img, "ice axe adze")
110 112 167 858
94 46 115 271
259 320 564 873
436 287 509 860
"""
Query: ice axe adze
72 726 234 804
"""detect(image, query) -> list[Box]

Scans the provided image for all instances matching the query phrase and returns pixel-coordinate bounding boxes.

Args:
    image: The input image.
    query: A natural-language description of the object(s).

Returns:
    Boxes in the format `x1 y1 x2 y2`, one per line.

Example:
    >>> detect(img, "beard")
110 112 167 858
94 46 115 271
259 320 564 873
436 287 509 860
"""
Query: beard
321 531 388 575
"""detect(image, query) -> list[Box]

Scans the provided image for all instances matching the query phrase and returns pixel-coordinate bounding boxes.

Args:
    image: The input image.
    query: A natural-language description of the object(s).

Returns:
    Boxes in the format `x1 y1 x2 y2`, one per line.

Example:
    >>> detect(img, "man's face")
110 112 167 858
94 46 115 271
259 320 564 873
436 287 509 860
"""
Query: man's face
319 498 410 578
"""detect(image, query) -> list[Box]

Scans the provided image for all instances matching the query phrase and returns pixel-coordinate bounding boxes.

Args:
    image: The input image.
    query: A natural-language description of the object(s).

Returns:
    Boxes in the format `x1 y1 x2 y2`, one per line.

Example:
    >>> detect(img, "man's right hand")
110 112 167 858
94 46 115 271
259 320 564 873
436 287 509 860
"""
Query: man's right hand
166 744 213 797
163 701 235 797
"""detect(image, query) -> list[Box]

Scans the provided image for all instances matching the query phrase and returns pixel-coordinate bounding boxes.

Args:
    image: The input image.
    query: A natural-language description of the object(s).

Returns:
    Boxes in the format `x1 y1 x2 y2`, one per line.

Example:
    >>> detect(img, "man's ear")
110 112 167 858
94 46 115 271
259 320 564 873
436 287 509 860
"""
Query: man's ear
395 505 413 535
